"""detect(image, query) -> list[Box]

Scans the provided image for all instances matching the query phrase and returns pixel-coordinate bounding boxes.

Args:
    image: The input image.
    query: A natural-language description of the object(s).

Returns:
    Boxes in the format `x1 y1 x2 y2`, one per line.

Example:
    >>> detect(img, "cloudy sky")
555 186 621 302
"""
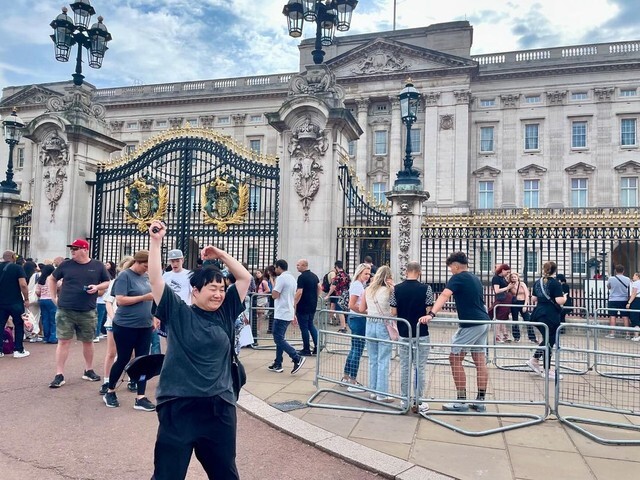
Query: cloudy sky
0 0 637 93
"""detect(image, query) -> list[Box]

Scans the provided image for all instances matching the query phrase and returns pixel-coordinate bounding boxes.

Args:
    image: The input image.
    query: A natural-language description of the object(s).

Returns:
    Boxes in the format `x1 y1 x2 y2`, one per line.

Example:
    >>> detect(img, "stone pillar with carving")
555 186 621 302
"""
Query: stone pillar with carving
389 97 403 183
267 64 362 271
355 98 369 185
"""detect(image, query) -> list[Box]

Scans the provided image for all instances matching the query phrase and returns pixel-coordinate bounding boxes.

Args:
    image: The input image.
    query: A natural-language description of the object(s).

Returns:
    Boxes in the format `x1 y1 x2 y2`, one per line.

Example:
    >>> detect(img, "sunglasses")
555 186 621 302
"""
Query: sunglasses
69 247 84 251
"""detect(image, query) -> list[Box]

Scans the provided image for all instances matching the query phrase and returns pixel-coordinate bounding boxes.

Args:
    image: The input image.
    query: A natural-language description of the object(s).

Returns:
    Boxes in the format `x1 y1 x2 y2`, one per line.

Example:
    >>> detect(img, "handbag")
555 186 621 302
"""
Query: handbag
371 293 398 341
224 318 246 400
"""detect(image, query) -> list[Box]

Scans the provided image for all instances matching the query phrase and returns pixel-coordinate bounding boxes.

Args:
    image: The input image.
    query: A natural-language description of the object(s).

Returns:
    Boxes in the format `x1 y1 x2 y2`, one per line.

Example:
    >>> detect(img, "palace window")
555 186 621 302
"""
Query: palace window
410 128 421 154
372 182 387 204
571 178 588 207
375 104 388 112
480 99 495 107
126 122 138 130
187 118 198 127
524 179 539 208
621 118 637 146
16 147 25 169
571 121 587 149
348 140 356 157
249 139 261 154
620 88 637 97
524 124 539 150
525 250 538 274
217 116 230 125
247 247 259 267
620 177 638 207
479 249 493 272
249 114 262 123
125 144 136 155
374 130 388 155
525 95 541 104
480 126 494 153
572 251 587 275
571 92 588 101
478 181 494 209
249 186 261 209
156 120 167 128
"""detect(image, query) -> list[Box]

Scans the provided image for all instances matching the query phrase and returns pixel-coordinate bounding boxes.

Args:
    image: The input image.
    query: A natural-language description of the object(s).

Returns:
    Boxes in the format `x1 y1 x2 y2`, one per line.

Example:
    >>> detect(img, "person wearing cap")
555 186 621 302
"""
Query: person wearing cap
47 239 111 388
162 249 192 305
103 250 156 412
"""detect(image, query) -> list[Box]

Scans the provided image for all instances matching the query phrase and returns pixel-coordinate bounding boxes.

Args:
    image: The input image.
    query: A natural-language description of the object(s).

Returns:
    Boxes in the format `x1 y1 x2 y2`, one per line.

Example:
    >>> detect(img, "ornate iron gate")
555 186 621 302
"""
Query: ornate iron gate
336 162 391 273
92 129 280 270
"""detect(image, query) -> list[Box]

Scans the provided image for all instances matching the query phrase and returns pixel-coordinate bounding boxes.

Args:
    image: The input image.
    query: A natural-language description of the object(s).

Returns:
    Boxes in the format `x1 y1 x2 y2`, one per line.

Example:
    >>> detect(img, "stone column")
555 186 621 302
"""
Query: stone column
389 97 402 182
546 90 568 207
0 193 27 251
355 98 369 185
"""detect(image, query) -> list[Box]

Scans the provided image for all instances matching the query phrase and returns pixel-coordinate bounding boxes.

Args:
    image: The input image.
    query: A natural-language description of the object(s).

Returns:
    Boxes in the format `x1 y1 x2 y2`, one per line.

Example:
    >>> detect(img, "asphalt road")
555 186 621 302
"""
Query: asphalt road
0 339 380 480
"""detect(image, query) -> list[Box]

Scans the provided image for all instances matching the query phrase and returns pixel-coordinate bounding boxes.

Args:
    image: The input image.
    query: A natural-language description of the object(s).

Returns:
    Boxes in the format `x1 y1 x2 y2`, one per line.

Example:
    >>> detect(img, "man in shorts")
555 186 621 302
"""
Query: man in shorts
47 239 111 388
606 264 630 338
420 251 490 412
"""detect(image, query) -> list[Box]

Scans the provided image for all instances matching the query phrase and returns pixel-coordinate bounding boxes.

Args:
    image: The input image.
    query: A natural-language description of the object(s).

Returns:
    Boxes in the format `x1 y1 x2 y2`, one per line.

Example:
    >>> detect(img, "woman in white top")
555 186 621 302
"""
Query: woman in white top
341 263 371 391
360 266 395 402
626 272 640 341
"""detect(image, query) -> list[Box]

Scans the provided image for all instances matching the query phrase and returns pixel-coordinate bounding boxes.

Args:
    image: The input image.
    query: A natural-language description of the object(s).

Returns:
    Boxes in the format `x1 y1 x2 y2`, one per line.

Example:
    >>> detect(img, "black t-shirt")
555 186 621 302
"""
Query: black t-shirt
52 259 110 311
390 280 434 338
492 274 509 301
532 277 563 305
446 271 491 328
296 270 319 314
0 262 26 306
154 284 244 406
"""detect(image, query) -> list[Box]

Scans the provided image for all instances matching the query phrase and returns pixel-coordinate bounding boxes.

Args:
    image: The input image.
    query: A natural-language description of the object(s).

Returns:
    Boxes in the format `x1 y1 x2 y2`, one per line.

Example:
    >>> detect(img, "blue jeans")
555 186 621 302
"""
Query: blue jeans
39 299 58 343
399 336 431 401
150 329 162 354
0 302 25 352
344 315 366 379
297 312 317 352
273 319 299 366
95 303 107 337
366 321 392 395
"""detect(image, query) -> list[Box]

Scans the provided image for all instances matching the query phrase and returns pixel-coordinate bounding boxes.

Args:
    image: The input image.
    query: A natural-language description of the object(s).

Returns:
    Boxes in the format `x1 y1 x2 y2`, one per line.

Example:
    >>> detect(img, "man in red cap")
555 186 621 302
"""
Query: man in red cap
47 239 111 388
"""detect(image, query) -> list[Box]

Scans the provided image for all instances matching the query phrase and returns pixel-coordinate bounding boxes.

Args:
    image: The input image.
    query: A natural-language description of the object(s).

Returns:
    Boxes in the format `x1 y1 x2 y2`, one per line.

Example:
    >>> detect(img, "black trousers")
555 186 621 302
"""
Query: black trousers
108 323 152 393
152 396 238 480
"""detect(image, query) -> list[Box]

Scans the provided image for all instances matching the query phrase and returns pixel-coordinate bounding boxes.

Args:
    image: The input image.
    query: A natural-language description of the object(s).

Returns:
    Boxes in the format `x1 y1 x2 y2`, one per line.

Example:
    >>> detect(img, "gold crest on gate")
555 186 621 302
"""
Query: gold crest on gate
201 175 248 233
124 175 168 232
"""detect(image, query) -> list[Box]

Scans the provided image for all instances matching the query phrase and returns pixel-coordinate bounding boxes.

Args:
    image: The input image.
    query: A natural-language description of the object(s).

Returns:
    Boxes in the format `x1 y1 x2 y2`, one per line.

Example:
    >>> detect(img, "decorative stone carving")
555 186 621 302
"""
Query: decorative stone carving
517 164 548 177
232 114 246 125
440 114 454 130
168 117 183 128
288 117 329 221
614 160 640 174
454 90 471 104
288 65 345 108
46 88 106 120
40 133 69 222
424 92 441 106
398 202 411 279
594 87 615 101
355 98 370 113
351 48 410 75
500 94 520 108
546 90 567 105
200 115 215 128
109 120 124 132
565 162 596 175
472 166 501 178
139 119 153 130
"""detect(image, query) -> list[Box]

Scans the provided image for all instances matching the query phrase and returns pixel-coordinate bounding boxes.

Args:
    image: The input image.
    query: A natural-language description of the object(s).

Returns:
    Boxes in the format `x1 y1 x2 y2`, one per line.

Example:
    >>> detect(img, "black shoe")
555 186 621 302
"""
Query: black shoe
267 363 283 373
134 397 156 412
82 369 101 382
49 374 65 388
291 356 306 374
127 381 137 392
103 392 119 408
312 347 317 355
297 349 313 356
99 383 108 395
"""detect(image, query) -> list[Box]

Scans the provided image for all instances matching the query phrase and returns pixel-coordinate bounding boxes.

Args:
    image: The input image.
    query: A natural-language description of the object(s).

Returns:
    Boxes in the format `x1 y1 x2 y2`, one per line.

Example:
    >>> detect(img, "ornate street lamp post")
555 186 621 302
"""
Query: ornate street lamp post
0 108 25 194
283 0 358 65
394 80 421 189
50 1 112 86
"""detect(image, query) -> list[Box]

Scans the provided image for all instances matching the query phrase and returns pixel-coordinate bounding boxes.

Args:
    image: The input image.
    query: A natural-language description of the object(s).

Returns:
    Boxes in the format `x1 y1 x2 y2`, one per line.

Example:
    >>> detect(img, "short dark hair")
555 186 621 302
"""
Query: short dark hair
275 259 288 271
190 266 225 290
615 264 625 273
446 251 468 266
556 273 567 283
334 260 343 269
364 255 373 263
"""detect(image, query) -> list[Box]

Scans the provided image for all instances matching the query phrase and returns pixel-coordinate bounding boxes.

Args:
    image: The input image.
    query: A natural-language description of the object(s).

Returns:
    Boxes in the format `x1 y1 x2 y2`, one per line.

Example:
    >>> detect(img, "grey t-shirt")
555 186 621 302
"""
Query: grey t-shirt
112 268 153 328
53 259 110 311
608 274 631 301
154 284 244 406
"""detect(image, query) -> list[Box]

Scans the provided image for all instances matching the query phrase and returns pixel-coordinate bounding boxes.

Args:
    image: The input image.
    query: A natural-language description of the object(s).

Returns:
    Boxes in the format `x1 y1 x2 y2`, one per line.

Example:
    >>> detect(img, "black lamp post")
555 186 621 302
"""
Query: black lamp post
0 108 25 194
283 0 358 65
50 1 112 86
394 80 421 189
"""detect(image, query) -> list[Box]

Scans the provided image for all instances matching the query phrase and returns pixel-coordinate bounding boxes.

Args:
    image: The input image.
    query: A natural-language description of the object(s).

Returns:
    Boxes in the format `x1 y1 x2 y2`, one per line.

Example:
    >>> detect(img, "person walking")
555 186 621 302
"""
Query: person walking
36 264 58 344
47 239 111 388
267 259 306 374
422 252 490 412
294 259 320 356
324 261 350 333
508 272 536 343
492 264 513 342
606 264 631 338
0 250 30 358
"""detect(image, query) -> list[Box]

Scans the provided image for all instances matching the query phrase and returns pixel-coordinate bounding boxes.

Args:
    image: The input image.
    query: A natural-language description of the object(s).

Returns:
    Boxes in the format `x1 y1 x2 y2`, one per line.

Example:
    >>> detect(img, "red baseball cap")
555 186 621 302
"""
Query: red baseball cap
67 239 89 249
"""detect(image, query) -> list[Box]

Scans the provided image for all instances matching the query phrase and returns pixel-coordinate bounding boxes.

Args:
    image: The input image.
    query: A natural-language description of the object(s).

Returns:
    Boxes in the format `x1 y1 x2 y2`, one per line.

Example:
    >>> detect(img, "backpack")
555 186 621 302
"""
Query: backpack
3 327 14 355
337 289 350 311
321 272 331 293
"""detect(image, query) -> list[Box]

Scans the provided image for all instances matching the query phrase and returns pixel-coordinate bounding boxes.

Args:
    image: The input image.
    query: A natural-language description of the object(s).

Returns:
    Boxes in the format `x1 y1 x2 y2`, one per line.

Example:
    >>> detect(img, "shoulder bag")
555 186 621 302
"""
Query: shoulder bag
224 317 246 400
537 278 562 313
372 293 398 341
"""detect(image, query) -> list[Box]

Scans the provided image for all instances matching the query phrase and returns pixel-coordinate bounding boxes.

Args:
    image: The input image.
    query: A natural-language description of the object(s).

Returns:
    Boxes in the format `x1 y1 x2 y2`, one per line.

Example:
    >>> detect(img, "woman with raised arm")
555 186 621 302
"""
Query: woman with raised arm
147 220 250 480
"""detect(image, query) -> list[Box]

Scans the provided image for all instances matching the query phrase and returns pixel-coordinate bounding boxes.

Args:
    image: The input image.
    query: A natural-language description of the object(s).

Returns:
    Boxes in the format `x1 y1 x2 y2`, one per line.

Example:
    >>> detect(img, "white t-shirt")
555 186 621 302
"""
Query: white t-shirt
631 280 640 298
162 269 192 305
349 280 366 314
273 271 297 321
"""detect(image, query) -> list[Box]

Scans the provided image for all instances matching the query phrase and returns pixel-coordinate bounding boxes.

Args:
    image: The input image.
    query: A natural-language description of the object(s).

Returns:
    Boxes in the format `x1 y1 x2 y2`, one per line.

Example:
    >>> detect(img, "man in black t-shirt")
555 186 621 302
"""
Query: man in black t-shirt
294 259 320 356
0 250 30 358
390 261 433 413
421 251 490 413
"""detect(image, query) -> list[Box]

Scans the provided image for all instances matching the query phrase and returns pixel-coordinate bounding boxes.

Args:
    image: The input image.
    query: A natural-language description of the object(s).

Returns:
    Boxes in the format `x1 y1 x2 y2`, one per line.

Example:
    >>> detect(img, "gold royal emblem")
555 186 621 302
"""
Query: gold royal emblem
124 175 168 232
201 175 248 233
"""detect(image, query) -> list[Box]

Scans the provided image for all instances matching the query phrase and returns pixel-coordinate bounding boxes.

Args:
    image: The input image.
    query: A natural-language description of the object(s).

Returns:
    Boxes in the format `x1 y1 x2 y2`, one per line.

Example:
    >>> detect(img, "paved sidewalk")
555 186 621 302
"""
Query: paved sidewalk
238 344 640 480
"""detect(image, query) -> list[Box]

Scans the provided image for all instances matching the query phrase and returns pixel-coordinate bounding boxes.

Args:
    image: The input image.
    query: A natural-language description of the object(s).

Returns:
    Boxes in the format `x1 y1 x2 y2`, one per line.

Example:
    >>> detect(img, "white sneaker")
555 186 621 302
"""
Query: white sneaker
347 382 364 393
29 337 43 343
13 350 30 359
604 333 615 339
417 403 430 413
375 395 395 403
526 358 542 374
543 370 563 380
631 336 640 342
93 337 100 343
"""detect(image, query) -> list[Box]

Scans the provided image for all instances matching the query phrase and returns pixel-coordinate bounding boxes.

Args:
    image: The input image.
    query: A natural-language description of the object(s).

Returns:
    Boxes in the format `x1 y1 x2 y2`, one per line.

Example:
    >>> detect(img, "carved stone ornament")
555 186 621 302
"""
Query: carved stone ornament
351 48 411 75
200 115 215 128
398 202 412 279
424 92 440 106
500 94 521 108
288 64 345 107
46 88 106 120
288 117 329 221
40 133 70 222
139 119 153 130
546 90 567 105
124 174 169 232
168 117 183 129
594 87 615 101
454 90 471 104
440 114 454 130
109 120 124 132
232 114 246 125
201 174 249 233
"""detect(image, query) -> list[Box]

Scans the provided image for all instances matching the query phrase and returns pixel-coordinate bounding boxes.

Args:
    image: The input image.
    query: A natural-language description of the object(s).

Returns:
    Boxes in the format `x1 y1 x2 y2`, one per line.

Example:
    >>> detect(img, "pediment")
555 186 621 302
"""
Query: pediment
614 160 640 174
472 166 501 178
517 163 548 176
0 85 60 109
565 162 596 174
329 38 476 78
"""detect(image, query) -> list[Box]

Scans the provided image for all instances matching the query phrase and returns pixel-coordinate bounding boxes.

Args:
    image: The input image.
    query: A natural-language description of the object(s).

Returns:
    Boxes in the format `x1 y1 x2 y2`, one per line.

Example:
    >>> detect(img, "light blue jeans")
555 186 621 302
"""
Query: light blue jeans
399 336 430 402
365 321 392 395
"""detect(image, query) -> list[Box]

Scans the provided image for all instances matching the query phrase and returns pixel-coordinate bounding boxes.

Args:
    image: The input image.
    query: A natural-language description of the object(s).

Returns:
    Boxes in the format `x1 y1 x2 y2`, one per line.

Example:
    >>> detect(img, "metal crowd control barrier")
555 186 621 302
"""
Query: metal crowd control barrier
247 292 303 351
307 313 412 415
593 307 640 379
419 319 551 436
555 323 640 445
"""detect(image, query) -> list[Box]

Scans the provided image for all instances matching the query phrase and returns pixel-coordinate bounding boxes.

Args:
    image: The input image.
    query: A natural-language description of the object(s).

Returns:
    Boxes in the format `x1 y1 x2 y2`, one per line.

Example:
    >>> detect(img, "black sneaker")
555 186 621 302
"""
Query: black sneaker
291 356 306 374
312 347 317 355
134 397 156 412
99 383 108 395
267 363 283 373
82 369 101 382
297 349 313 356
49 374 65 388
127 381 137 392
103 392 119 408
